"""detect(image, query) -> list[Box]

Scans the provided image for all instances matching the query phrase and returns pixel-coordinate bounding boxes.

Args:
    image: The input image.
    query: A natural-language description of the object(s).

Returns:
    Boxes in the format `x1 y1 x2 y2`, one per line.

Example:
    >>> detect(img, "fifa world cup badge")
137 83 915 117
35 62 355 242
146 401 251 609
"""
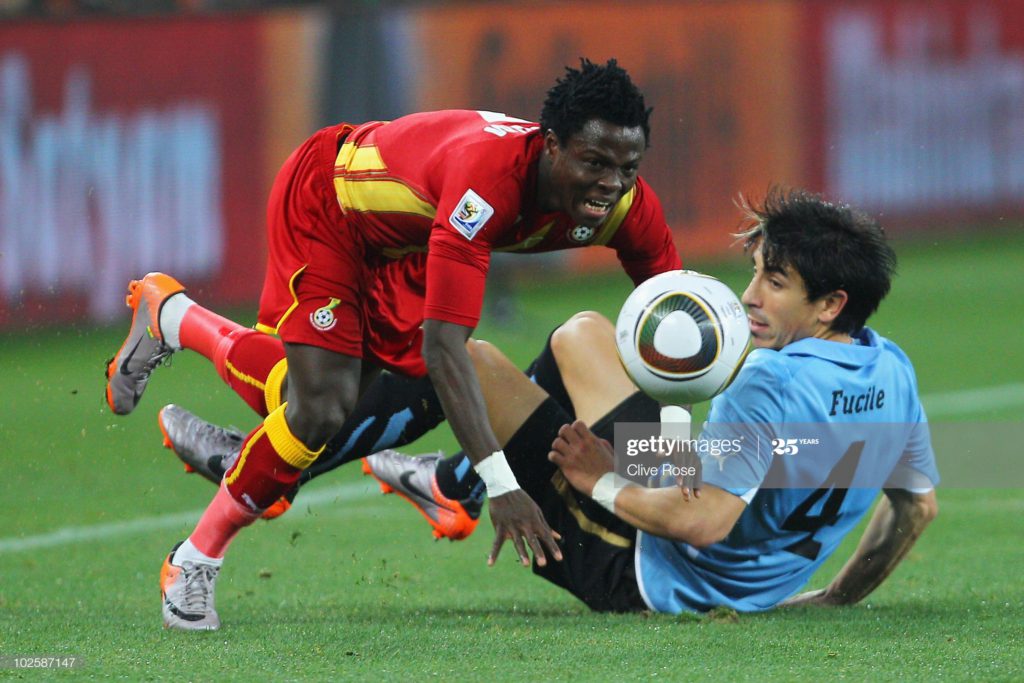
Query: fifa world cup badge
310 298 342 331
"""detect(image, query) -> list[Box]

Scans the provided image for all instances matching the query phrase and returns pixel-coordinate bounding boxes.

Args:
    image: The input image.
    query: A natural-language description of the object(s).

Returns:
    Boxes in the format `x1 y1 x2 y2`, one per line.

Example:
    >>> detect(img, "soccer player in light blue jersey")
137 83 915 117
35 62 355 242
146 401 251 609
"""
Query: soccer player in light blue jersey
160 188 939 613
546 187 939 612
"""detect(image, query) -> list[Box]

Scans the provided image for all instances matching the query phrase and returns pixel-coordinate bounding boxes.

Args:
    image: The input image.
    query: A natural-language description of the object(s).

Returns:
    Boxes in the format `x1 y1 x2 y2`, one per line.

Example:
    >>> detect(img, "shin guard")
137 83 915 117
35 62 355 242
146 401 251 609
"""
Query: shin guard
224 404 322 511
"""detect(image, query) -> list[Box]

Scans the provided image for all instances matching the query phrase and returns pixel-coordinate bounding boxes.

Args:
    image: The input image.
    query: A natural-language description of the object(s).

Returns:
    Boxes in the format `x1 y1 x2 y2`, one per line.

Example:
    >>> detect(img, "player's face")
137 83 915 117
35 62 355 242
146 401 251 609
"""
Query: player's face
741 244 829 350
538 119 645 228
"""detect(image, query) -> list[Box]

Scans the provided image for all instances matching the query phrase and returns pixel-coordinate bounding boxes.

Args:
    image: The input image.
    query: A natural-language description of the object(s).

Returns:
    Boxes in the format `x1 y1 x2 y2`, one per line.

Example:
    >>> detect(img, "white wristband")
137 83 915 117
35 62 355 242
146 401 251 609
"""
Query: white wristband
591 471 632 514
474 450 521 498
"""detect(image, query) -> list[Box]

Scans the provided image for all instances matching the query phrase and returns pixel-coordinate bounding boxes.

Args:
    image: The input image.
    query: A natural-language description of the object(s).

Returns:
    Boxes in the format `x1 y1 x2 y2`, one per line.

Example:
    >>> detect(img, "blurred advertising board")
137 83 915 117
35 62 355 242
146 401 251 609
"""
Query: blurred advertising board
0 11 324 328
803 1 1024 225
5 2 1021 328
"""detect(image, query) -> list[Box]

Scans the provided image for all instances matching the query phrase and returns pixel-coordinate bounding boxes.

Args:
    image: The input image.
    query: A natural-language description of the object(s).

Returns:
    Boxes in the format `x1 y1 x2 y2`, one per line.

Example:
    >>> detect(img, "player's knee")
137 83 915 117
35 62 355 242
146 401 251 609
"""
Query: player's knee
551 311 613 363
465 338 502 372
285 390 352 448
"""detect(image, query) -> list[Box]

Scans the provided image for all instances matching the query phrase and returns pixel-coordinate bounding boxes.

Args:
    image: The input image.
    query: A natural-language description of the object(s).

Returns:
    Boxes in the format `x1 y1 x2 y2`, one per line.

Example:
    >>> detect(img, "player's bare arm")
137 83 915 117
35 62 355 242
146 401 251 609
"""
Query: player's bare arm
782 488 938 607
422 318 562 568
549 420 745 546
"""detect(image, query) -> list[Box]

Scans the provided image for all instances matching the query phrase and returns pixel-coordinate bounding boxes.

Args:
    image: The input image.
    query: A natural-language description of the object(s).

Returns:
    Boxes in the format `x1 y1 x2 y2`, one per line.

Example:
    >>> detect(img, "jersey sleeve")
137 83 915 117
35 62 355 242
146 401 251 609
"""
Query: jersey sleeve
422 142 526 327
884 402 940 491
607 178 682 285
697 351 787 499
424 232 490 327
879 343 940 491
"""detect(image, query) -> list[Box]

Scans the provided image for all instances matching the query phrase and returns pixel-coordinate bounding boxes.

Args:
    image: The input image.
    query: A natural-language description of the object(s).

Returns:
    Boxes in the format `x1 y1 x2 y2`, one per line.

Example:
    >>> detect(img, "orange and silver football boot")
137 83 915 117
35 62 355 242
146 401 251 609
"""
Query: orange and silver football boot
160 541 220 631
362 450 482 541
105 273 184 415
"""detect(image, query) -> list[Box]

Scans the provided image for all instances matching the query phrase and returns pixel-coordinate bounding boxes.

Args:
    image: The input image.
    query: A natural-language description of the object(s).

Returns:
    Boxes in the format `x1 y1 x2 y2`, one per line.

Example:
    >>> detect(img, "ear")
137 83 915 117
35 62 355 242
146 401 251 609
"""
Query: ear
543 130 561 157
817 290 848 325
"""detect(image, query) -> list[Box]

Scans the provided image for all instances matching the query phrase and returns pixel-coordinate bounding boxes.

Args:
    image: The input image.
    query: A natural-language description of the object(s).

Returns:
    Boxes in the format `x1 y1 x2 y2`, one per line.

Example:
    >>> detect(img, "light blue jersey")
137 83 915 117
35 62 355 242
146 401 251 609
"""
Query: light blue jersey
635 328 939 613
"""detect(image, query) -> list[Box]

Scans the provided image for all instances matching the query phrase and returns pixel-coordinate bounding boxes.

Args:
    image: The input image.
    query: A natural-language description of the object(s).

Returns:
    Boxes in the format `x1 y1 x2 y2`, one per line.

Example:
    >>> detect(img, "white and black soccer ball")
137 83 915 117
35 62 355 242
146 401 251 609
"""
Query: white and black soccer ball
615 270 751 404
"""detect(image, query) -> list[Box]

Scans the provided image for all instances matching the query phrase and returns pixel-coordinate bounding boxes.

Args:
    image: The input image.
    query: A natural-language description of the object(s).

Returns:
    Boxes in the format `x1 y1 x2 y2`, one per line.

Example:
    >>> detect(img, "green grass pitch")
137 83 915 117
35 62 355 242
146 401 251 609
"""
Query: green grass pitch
0 231 1022 680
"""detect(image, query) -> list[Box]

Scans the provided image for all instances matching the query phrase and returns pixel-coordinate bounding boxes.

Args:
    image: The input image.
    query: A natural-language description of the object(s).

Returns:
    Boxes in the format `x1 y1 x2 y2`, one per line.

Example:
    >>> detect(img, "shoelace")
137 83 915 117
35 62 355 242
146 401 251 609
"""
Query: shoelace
181 563 218 613
139 345 173 380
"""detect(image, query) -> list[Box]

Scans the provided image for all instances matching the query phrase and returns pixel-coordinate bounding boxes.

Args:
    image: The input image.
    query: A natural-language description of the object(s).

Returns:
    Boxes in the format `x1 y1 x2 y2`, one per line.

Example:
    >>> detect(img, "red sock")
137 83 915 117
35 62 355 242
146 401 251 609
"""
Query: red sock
179 306 286 416
189 482 260 559
217 329 287 416
189 421 307 558
179 305 247 361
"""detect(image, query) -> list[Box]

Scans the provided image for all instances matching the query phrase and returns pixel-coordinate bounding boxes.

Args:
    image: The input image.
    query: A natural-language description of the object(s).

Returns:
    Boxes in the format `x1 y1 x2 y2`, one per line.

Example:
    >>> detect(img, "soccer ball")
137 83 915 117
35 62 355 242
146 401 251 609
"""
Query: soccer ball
615 270 751 404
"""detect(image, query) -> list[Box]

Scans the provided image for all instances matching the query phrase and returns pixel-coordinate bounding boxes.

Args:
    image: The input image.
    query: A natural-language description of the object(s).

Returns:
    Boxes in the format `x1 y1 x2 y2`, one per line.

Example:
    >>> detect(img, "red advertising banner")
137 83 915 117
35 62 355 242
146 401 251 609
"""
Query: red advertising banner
801 0 1024 225
0 11 323 329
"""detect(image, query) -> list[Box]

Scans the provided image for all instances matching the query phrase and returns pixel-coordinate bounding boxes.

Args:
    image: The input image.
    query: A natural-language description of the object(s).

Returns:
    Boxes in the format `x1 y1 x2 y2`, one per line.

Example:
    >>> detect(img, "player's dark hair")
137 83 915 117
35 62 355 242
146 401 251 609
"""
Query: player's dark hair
540 58 652 146
737 187 897 335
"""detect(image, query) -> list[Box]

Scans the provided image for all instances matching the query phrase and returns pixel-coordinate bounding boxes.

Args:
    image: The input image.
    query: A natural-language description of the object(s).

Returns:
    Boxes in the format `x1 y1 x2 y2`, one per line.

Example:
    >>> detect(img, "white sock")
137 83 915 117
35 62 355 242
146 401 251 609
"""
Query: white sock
159 293 195 350
172 538 223 568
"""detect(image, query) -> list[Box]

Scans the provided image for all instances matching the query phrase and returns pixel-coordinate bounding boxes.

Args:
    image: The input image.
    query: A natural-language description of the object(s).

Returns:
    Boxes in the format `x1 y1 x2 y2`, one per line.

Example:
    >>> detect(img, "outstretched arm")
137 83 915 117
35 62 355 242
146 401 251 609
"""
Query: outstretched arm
423 319 562 567
782 488 938 607
548 420 744 547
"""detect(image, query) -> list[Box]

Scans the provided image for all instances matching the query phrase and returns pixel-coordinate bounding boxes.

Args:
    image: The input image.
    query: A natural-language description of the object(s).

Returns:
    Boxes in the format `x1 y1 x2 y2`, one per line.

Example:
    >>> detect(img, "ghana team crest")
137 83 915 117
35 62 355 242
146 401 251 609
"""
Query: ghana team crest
310 298 342 331
568 225 596 243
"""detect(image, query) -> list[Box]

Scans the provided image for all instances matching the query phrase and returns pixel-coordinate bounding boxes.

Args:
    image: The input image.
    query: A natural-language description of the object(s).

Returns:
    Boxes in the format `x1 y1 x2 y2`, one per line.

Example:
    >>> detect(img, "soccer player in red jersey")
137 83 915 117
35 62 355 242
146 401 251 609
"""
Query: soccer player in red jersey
104 58 681 630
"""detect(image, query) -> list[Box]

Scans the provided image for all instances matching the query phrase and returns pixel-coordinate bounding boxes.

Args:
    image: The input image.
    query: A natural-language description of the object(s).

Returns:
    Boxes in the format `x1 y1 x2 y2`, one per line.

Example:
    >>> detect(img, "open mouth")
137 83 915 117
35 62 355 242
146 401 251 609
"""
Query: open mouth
747 317 768 335
579 198 613 222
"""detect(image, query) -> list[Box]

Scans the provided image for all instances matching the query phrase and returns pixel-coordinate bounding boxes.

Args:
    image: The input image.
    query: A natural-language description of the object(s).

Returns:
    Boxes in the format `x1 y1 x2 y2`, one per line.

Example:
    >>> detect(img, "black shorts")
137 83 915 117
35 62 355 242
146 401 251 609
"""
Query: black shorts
503 391 659 612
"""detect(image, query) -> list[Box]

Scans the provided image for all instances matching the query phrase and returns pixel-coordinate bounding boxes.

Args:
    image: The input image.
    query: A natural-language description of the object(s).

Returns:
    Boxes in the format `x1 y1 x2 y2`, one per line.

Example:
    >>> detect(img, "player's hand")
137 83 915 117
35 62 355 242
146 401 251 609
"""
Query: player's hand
487 489 562 568
548 420 615 495
678 485 701 501
778 588 842 607
668 448 702 501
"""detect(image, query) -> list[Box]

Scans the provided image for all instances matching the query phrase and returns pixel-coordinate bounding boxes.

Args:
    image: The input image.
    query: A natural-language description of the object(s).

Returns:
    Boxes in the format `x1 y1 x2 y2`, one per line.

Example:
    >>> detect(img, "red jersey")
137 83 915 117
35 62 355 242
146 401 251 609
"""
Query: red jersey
333 110 681 328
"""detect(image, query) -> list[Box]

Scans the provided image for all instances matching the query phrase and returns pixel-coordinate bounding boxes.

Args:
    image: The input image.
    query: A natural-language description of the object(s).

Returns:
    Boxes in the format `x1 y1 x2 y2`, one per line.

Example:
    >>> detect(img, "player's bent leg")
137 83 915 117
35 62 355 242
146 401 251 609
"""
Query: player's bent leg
180 348 358 574
157 405 294 520
465 339 549 444
156 370 446 515
280 343 362 449
304 372 446 482
550 311 638 425
429 337 561 506
523 329 576 417
238 346 358 519
105 273 185 415
527 393 655 613
218 344 359 516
